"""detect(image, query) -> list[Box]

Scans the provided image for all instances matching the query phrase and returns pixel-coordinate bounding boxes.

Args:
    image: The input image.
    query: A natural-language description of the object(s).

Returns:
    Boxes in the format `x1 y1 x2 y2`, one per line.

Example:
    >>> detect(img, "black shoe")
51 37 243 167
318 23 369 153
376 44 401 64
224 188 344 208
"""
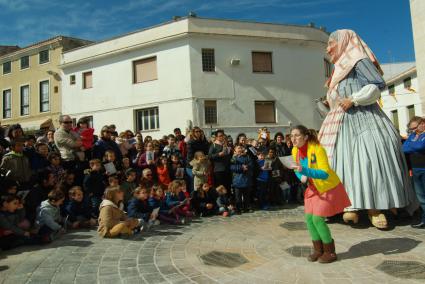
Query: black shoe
411 222 425 229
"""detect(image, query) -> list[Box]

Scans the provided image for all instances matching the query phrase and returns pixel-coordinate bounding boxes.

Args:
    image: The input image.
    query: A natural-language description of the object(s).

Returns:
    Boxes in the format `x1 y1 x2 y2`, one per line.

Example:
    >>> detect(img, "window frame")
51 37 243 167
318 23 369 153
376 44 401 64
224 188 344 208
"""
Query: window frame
20 84 30 116
20 55 30 70
252 51 273 73
70 75 76 85
204 100 217 125
407 105 415 121
388 84 395 95
2 61 11 75
201 48 216 72
82 71 93 89
2 89 12 119
39 49 50 64
391 109 399 130
324 58 333 78
132 56 158 84
135 107 160 132
39 79 50 113
254 101 276 123
403 77 412 89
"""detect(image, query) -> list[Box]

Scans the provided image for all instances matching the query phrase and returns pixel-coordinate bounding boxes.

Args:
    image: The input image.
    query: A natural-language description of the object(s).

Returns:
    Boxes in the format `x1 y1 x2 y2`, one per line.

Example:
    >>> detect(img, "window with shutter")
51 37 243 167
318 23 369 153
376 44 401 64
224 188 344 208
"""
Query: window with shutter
255 101 276 123
133 57 158 84
252 52 272 73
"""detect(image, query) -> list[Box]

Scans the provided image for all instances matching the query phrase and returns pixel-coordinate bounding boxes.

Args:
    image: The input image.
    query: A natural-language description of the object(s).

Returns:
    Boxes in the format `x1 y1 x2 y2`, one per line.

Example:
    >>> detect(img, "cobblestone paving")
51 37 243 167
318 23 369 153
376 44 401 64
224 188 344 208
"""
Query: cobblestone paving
1 206 425 284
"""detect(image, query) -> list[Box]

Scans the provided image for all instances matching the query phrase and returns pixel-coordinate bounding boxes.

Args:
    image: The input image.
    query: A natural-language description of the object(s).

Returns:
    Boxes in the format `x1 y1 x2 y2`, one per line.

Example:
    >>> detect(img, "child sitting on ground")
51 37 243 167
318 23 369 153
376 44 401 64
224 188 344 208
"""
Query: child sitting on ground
148 185 181 225
191 183 217 217
64 186 96 229
127 187 159 227
0 194 41 250
98 186 140 238
166 181 192 222
177 180 192 215
216 185 234 217
36 190 66 241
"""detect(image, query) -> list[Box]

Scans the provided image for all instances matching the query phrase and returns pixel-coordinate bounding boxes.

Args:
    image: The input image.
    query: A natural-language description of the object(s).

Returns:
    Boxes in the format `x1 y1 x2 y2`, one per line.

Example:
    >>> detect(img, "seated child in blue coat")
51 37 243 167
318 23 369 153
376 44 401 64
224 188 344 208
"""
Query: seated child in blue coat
63 186 97 229
148 185 182 225
127 187 159 227
36 190 66 241
191 183 218 217
216 185 234 217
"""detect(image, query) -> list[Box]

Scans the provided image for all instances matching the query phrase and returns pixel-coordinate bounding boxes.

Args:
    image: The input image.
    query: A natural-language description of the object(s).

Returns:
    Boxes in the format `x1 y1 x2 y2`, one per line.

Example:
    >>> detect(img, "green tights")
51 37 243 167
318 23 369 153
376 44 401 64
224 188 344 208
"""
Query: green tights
305 214 332 244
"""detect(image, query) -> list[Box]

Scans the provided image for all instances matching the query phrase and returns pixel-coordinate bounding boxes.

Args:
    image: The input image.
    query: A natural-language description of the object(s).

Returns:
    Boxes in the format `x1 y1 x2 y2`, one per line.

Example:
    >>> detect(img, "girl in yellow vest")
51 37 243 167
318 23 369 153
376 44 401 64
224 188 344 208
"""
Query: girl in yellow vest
290 125 351 263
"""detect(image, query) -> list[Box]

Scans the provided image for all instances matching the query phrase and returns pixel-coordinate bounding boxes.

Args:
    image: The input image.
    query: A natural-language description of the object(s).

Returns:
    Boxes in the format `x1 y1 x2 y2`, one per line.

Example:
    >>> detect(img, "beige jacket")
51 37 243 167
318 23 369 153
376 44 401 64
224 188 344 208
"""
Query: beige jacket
97 200 127 237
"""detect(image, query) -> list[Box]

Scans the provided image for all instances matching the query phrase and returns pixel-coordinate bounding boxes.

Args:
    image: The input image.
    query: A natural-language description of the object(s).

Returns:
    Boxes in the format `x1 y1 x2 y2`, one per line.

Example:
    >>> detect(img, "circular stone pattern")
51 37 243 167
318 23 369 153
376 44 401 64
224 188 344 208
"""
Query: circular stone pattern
1 206 425 284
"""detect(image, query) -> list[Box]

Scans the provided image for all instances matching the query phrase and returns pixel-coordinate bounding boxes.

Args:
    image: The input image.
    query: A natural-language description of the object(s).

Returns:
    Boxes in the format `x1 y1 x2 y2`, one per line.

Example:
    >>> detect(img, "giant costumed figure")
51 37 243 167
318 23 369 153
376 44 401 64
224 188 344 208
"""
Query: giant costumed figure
318 29 415 229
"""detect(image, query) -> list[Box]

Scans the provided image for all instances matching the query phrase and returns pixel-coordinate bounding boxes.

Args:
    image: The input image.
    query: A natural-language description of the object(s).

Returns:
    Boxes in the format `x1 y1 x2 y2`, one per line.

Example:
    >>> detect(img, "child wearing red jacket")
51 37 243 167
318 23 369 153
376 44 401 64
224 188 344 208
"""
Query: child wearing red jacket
73 117 94 152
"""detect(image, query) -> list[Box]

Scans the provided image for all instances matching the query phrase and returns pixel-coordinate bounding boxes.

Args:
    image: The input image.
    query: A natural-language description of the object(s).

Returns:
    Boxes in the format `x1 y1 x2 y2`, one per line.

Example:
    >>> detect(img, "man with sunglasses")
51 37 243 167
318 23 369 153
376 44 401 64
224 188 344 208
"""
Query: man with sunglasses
54 115 82 170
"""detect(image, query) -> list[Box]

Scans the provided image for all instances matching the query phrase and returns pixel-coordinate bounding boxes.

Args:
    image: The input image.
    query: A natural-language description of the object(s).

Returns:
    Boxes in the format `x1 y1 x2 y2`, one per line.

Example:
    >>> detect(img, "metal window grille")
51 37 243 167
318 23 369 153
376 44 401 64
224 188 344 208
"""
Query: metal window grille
202 49 215 72
204 100 217 124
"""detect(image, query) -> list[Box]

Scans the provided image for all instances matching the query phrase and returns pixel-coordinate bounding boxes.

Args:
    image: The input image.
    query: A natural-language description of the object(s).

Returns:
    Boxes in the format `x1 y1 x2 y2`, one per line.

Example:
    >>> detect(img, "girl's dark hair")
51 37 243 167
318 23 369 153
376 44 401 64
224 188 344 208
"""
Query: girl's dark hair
236 133 247 145
274 132 284 141
6 124 24 140
291 125 320 144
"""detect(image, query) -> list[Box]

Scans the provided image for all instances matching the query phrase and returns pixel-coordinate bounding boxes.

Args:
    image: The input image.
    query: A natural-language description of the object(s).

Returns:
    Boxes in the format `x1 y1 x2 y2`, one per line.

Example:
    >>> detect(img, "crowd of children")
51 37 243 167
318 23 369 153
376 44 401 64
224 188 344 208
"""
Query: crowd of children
0 120 302 251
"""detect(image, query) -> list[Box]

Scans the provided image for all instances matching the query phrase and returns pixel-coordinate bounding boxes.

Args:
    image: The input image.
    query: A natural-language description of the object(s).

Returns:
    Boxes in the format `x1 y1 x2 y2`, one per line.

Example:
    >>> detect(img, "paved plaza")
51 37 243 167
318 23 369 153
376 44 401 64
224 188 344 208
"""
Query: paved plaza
1 206 425 284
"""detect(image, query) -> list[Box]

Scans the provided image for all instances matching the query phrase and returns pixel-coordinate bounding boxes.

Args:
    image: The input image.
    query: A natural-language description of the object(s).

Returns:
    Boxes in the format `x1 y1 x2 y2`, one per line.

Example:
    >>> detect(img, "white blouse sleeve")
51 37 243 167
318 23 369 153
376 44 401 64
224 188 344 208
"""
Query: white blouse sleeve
351 84 381 106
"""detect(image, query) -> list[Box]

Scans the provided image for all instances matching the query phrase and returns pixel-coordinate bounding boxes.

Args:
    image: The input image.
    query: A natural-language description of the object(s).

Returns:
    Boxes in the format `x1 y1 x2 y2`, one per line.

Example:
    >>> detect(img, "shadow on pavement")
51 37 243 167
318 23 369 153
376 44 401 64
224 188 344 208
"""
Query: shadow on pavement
339 237 422 260
0 265 9 272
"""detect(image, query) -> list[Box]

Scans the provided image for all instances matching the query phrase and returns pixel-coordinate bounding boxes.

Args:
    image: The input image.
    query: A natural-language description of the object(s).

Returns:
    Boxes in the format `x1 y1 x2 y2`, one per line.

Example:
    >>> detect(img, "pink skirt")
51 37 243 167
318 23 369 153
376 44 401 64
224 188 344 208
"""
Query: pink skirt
304 183 351 217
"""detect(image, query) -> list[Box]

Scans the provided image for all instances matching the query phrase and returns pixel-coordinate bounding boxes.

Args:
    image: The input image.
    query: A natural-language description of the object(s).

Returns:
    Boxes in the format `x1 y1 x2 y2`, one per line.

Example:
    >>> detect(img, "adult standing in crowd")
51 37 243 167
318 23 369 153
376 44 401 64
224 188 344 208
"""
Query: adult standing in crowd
174 128 187 161
269 132 291 157
403 117 425 229
319 29 415 229
54 115 82 170
5 124 24 143
92 126 122 161
186 127 209 191
209 129 231 191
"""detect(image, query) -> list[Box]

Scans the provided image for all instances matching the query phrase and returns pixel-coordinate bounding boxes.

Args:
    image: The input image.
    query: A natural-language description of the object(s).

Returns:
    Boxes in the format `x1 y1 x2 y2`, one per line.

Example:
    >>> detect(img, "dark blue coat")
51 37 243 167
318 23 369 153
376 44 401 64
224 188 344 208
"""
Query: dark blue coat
230 154 253 188
63 200 92 222
127 198 152 221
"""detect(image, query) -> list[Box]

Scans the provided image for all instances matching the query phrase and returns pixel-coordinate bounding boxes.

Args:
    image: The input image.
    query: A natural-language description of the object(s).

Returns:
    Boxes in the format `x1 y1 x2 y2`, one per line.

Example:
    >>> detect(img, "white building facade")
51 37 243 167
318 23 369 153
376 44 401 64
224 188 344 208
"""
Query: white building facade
60 17 330 138
381 62 421 137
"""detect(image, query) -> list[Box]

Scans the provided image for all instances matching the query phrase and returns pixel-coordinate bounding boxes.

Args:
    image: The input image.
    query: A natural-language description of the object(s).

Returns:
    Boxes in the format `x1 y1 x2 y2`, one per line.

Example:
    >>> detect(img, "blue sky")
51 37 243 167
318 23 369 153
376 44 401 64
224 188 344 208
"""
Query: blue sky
0 0 415 63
